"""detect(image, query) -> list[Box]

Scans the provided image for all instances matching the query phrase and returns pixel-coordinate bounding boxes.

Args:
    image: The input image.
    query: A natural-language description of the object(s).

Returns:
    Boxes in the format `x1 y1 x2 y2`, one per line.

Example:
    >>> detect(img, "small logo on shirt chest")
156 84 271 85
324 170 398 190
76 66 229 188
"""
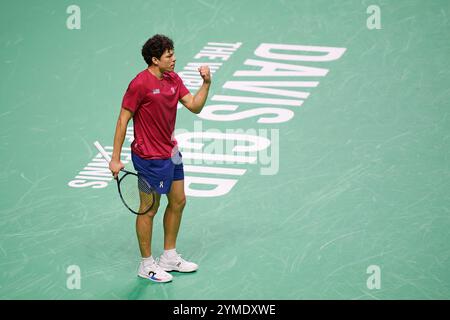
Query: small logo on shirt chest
170 87 175 94
152 89 160 94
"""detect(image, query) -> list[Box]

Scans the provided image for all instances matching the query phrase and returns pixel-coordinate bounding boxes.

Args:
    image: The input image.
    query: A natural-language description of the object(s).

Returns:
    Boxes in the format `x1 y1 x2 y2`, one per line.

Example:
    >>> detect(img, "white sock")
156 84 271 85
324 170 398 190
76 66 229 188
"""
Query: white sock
163 249 178 259
142 256 155 266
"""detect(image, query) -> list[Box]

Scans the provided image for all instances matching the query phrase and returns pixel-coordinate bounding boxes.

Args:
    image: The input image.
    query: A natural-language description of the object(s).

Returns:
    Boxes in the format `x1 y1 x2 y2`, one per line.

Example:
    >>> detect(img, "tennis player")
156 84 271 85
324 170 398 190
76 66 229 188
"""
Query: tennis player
109 34 211 283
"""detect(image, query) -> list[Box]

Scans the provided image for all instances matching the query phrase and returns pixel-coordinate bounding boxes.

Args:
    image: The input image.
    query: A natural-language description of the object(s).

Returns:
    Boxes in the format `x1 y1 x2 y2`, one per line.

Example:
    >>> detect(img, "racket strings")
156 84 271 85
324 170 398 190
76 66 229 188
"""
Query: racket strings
119 174 155 214
138 176 154 194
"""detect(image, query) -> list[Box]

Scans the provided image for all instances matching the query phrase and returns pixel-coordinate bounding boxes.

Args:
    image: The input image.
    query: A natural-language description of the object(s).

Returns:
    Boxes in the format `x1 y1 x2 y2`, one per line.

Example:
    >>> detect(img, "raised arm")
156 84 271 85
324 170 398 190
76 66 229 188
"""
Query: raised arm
180 66 211 114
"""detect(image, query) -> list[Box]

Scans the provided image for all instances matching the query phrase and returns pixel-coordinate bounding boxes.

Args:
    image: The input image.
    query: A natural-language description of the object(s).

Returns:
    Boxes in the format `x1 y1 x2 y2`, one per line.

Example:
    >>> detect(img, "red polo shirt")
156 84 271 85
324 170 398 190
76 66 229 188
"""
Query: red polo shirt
122 69 189 159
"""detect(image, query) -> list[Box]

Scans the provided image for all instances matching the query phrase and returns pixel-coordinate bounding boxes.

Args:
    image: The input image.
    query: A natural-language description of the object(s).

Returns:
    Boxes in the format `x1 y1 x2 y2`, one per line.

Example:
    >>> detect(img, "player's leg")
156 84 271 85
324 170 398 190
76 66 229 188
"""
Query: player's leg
163 179 186 250
136 191 173 282
159 178 198 272
136 191 161 258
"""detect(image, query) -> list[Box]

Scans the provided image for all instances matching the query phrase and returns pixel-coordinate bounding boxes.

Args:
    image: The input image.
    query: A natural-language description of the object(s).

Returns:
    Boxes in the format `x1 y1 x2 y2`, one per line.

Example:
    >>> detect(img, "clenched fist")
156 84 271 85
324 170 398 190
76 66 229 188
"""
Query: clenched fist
198 65 211 84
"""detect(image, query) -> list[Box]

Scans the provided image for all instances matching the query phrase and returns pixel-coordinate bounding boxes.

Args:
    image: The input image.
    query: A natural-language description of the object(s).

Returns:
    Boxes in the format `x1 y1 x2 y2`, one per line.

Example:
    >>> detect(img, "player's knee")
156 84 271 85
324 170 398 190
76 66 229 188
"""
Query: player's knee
179 197 186 209
170 196 186 211
147 201 160 217
178 196 187 209
147 207 158 217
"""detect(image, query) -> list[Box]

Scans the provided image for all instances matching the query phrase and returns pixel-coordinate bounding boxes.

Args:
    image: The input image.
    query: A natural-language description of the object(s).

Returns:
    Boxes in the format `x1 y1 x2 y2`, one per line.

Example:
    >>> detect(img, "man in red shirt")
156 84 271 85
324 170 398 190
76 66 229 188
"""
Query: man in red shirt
109 34 211 283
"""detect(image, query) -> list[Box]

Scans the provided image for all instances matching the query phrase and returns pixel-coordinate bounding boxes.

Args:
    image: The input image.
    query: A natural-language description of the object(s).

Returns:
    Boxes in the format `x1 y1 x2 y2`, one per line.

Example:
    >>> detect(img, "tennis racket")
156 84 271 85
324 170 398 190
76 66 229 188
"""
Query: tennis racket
94 141 156 215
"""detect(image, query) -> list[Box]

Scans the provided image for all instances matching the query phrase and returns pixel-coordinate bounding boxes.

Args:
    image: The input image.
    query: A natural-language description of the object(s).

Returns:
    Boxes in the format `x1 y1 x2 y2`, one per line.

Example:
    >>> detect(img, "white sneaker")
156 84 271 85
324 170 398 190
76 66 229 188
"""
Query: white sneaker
158 253 199 273
137 260 173 283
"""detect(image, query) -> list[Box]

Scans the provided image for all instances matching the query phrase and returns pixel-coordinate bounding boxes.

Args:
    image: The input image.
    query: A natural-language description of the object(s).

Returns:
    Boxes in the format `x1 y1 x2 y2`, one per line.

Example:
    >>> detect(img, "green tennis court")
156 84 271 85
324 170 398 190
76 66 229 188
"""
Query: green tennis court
1 0 449 299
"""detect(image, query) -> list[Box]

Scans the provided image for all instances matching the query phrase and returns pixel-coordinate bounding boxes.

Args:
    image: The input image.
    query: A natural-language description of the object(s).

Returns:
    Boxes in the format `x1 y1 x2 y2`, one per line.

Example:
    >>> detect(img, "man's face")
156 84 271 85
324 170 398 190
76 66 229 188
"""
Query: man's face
155 49 176 72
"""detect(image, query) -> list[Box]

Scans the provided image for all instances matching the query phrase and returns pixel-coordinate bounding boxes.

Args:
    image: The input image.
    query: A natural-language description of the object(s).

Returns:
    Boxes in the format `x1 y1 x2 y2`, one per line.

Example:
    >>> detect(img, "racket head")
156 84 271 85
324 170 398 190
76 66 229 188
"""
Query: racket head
117 171 156 215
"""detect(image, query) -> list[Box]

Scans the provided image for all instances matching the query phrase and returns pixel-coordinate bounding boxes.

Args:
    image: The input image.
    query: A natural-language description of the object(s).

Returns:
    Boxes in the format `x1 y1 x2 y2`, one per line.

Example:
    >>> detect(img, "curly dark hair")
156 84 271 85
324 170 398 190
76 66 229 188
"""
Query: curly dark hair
141 34 174 66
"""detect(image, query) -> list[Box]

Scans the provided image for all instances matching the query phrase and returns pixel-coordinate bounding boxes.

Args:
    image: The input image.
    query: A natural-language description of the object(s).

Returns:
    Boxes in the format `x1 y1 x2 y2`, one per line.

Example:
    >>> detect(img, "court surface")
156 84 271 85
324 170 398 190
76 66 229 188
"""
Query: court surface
1 0 449 299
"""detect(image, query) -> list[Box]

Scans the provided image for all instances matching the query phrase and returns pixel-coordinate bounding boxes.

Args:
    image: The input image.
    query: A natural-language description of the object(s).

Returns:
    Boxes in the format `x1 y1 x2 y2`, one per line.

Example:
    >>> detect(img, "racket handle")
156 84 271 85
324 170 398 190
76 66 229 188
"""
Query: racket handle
94 141 112 163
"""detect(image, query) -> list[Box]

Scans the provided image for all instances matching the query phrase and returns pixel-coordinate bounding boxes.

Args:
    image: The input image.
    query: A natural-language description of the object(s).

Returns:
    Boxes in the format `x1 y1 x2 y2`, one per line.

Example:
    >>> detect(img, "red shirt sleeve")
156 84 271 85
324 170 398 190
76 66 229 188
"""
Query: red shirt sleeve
175 73 190 100
122 77 143 113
